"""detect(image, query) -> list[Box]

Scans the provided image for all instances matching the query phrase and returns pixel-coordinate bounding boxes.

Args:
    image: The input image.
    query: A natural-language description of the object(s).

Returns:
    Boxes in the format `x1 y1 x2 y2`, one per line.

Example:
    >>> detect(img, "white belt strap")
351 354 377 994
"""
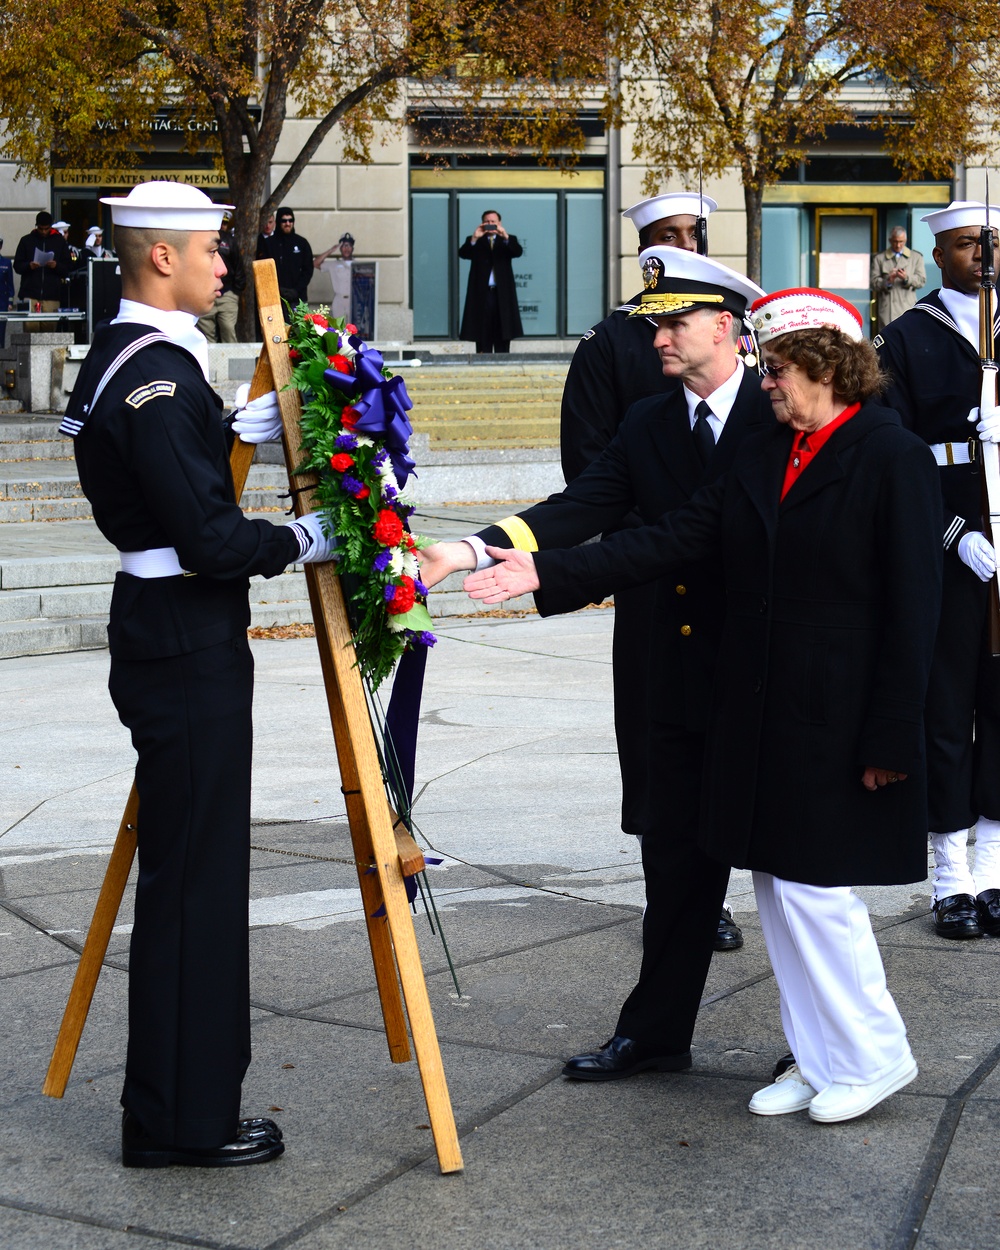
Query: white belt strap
119 547 187 578
929 441 976 466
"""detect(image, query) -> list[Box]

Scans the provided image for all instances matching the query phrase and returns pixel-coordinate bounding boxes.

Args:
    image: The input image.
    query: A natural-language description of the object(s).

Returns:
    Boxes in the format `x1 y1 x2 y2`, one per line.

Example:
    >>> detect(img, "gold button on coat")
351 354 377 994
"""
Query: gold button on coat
680 625 692 636
675 584 686 595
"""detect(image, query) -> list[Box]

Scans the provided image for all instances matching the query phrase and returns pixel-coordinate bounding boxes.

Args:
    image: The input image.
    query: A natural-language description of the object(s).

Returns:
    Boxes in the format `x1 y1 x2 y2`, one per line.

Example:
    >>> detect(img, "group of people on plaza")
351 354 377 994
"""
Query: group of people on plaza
57 174 1000 1170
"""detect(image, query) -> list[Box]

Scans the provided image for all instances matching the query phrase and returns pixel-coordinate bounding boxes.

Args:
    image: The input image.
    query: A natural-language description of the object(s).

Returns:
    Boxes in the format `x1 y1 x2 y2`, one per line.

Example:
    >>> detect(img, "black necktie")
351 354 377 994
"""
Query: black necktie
693 400 716 466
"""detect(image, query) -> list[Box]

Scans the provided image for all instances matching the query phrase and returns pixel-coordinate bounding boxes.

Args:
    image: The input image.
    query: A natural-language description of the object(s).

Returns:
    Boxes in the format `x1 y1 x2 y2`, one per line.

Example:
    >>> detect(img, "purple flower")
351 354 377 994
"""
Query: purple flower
382 485 397 501
342 475 363 494
372 449 388 467
418 631 437 647
383 584 397 602
414 579 428 597
334 433 358 450
372 550 392 572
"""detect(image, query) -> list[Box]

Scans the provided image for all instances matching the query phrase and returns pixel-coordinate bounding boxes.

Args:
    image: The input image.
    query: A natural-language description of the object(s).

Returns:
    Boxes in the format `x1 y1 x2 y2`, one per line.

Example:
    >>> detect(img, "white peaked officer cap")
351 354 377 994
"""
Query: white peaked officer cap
920 201 1000 235
630 246 765 319
100 184 234 230
750 288 863 345
622 192 720 232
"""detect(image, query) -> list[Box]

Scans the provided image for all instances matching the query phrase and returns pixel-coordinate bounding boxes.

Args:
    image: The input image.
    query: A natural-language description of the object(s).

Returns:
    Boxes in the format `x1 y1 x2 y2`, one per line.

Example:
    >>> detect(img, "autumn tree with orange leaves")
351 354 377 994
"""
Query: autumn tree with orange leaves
0 0 611 333
614 0 996 280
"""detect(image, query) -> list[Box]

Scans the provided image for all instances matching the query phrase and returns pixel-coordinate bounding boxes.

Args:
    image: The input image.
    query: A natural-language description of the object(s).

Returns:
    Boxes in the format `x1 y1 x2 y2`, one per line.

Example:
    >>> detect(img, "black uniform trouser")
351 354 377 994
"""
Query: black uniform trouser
925 557 1000 831
615 725 731 1053
109 635 254 1148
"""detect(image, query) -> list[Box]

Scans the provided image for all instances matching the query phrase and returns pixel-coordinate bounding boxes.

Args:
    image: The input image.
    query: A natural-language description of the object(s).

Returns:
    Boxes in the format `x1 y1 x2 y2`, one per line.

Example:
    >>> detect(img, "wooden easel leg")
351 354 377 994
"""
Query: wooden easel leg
42 787 139 1097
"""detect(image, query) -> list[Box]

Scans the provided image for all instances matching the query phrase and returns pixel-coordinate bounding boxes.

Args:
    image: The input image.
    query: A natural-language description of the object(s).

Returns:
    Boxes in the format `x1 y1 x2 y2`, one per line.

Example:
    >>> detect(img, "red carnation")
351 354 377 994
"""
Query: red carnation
327 354 352 373
341 407 359 429
386 575 416 615
404 533 417 552
289 348 301 361
329 453 355 472
345 323 358 334
305 313 329 329
354 484 370 500
373 509 404 547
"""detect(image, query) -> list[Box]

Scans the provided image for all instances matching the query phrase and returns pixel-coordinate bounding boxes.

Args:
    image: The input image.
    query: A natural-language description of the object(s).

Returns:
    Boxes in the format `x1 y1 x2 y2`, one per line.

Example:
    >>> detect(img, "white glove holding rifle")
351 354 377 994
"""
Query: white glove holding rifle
231 383 284 444
957 531 998 583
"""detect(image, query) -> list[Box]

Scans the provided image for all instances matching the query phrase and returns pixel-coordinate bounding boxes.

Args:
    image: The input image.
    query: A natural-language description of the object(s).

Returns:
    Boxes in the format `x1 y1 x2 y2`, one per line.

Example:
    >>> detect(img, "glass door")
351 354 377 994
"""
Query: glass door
814 208 878 336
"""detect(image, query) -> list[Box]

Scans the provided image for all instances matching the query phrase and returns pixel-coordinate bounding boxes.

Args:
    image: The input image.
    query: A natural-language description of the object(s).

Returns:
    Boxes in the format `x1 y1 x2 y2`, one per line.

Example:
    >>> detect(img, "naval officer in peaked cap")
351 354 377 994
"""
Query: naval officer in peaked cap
419 247 772 1080
63 182 336 1167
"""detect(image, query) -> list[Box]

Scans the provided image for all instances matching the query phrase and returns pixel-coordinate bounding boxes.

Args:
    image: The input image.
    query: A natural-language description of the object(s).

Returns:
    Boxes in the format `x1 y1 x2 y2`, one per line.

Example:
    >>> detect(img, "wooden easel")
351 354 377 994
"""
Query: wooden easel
42 260 463 1175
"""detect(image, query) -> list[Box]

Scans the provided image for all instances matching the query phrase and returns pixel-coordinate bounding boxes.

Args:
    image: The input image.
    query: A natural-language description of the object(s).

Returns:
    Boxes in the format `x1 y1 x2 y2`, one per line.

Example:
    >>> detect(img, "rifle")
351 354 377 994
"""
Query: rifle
696 167 709 257
977 195 1000 655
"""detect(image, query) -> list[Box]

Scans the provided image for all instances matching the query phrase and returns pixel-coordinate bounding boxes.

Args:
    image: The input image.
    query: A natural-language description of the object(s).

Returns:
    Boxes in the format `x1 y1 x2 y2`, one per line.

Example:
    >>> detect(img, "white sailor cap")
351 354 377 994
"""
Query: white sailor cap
630 247 764 319
622 192 719 233
920 201 1000 236
52 220 71 231
99 184 234 230
750 288 863 345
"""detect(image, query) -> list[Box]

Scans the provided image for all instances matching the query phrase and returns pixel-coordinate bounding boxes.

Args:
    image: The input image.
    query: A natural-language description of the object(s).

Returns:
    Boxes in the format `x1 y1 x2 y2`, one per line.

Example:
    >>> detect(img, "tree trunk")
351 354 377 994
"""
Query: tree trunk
744 182 764 286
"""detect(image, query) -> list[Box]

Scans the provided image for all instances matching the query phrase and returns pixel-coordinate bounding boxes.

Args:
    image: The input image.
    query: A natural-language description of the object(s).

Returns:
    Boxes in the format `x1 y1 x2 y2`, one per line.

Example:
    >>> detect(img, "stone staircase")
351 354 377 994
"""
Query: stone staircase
403 362 565 450
0 359 572 658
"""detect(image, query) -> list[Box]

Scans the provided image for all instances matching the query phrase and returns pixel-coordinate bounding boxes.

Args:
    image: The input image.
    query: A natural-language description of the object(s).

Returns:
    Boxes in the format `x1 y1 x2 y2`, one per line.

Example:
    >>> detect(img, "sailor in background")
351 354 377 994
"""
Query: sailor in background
62 182 334 1167
875 200 1000 941
560 191 744 955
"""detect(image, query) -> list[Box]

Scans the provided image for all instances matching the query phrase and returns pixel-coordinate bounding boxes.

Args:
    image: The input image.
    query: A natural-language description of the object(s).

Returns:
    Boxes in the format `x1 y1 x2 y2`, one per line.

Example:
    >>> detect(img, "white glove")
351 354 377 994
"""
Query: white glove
957 531 997 582
975 403 1000 443
289 512 337 564
231 386 284 444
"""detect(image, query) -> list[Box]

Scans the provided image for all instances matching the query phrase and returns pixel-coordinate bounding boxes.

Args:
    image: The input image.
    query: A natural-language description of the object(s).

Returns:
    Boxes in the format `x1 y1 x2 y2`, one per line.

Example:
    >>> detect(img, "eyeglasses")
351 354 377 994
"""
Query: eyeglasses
278 217 294 225
761 360 795 380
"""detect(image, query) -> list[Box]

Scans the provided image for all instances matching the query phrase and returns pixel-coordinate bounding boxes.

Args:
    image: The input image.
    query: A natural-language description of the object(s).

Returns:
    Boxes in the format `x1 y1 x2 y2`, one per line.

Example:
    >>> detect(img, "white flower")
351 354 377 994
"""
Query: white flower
387 616 406 633
354 434 374 448
389 549 405 575
402 550 418 578
337 334 357 360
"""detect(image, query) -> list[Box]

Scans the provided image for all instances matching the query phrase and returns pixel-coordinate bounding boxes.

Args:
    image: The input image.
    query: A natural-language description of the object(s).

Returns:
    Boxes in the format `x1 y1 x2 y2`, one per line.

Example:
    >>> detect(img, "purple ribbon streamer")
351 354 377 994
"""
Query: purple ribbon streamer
323 343 416 486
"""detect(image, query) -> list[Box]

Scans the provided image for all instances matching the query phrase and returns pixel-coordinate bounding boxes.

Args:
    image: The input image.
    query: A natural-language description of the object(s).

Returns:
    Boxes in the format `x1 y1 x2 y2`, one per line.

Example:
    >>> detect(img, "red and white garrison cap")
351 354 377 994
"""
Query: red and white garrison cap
750 288 863 345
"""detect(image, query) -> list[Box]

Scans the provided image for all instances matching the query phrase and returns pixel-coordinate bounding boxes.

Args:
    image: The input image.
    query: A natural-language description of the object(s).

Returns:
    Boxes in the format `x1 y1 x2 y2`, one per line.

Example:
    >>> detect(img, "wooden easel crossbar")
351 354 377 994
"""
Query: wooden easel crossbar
42 259 463 1175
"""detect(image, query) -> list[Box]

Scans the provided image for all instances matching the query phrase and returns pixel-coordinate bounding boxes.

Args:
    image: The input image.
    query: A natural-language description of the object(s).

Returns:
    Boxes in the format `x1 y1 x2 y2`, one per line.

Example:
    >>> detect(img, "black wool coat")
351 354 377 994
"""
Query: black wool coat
479 364 775 734
458 234 524 342
531 402 944 886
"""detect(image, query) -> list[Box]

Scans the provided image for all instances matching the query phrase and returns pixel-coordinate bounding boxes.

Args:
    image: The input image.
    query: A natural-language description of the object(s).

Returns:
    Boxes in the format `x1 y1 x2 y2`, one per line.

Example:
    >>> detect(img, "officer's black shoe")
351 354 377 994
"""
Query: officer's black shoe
714 906 744 951
932 893 982 939
976 889 1000 937
771 1051 796 1081
561 1035 692 1081
121 1111 285 1168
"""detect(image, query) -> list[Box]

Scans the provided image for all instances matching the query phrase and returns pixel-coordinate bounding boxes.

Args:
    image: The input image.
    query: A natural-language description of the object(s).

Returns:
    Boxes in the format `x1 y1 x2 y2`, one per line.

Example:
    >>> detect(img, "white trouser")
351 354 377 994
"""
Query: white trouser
931 819 1000 900
753 871 911 1092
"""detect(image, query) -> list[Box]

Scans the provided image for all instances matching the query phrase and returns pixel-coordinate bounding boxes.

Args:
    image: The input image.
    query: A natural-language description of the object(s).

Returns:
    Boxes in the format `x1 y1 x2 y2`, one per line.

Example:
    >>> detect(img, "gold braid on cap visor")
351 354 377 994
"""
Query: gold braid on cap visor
631 292 726 317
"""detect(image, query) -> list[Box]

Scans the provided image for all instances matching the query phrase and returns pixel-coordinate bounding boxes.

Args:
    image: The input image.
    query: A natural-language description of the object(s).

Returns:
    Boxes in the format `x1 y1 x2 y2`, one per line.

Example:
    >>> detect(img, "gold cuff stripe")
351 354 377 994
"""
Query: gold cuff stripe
496 516 538 552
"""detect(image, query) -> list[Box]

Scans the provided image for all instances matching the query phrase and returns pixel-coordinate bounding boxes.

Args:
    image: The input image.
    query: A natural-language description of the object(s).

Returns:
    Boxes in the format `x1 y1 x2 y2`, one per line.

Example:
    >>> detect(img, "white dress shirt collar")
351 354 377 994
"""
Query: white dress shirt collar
682 359 746 442
112 298 211 382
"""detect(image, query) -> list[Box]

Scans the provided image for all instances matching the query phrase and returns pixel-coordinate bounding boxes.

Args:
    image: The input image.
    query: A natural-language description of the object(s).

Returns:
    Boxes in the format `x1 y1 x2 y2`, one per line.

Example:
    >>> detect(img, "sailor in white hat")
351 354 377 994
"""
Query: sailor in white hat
417 247 774 1083
876 199 1000 941
61 180 335 1169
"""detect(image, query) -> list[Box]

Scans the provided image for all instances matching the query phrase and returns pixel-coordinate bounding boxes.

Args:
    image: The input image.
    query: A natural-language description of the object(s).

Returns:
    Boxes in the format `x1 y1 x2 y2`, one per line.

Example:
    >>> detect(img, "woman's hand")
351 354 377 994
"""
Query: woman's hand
464 547 540 603
416 541 477 589
862 767 907 791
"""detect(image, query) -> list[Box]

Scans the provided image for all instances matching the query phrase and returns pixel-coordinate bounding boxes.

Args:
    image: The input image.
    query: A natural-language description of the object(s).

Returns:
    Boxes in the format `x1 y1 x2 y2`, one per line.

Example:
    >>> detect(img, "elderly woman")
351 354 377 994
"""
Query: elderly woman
425 289 943 1123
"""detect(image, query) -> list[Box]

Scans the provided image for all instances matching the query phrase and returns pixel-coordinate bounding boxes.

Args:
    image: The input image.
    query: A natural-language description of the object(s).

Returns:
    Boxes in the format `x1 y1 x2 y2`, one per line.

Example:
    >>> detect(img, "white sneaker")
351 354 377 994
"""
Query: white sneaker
808 1053 917 1124
748 1063 817 1116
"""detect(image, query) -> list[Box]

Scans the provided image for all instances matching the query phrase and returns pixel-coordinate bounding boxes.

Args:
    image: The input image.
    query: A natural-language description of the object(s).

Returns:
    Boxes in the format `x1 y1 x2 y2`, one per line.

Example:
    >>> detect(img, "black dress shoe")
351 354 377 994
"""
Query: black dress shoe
562 1035 692 1081
122 1111 285 1168
932 893 982 939
771 1051 796 1081
977 889 1000 936
714 906 744 951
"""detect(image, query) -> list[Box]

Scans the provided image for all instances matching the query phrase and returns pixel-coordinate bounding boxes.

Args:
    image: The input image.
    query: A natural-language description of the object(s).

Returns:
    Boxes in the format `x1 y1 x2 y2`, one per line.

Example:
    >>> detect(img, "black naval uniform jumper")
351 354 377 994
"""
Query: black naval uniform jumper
480 365 774 1051
560 296 676 841
876 292 1000 830
67 322 300 1148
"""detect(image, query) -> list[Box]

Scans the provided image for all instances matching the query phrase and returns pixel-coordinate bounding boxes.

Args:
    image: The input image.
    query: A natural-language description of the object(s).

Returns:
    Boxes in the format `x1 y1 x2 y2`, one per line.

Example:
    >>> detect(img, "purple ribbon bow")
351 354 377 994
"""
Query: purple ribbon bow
323 342 416 486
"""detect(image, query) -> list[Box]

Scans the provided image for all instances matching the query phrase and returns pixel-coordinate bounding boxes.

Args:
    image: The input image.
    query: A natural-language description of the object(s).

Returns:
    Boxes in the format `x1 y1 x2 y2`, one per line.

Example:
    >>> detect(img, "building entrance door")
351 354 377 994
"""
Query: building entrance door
814 208 877 335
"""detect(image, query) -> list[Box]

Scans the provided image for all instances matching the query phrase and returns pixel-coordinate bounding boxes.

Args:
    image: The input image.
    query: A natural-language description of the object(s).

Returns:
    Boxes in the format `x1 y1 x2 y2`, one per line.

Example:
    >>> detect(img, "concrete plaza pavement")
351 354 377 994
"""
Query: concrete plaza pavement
1 606 999 1249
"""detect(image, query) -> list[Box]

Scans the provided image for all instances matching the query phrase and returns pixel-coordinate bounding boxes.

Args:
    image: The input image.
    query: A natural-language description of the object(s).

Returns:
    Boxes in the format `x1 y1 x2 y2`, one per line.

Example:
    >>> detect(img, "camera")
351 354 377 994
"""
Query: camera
483 223 497 232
